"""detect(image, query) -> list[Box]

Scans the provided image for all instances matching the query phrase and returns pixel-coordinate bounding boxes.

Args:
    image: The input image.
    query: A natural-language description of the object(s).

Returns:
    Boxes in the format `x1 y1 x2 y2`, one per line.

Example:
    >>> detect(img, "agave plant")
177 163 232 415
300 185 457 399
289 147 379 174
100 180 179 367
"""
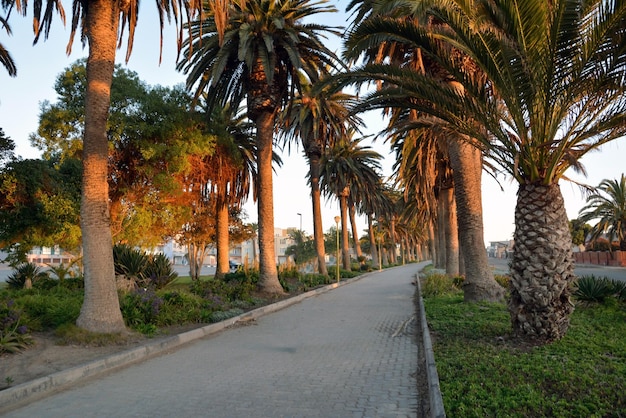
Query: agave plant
573 276 617 303
143 253 178 290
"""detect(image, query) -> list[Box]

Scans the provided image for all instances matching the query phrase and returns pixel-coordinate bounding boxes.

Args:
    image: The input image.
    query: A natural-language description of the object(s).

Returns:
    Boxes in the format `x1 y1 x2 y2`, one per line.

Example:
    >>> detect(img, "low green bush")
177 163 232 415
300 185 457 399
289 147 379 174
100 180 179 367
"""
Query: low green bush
119 288 163 330
299 273 330 290
17 290 82 329
420 272 459 297
155 290 205 325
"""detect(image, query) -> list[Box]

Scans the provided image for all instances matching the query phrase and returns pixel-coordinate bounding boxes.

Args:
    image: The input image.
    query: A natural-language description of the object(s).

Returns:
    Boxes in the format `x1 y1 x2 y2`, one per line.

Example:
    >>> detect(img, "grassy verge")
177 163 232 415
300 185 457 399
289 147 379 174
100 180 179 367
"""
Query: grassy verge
423 280 626 417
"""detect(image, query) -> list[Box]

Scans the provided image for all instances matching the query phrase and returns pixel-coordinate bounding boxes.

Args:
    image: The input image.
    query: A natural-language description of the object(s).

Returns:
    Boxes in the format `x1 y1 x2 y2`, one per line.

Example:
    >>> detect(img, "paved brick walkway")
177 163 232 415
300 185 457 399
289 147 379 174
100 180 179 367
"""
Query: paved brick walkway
5 263 425 418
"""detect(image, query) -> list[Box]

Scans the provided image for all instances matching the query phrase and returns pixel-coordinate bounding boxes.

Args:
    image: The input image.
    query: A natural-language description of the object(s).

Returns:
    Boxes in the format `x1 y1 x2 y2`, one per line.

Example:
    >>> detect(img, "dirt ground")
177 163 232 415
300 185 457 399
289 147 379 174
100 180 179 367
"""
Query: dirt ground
0 324 202 390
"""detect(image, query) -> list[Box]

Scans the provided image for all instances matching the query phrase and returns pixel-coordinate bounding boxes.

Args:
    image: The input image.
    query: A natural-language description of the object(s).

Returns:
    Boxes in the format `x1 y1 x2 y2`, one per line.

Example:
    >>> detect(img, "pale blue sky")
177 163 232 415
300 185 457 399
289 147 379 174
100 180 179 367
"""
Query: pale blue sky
1 0 624 244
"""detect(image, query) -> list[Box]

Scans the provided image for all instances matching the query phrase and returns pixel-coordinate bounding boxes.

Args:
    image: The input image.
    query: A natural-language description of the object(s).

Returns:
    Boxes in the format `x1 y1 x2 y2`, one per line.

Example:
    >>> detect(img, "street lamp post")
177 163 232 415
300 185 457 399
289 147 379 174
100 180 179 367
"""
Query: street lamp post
334 216 340 283
297 212 302 232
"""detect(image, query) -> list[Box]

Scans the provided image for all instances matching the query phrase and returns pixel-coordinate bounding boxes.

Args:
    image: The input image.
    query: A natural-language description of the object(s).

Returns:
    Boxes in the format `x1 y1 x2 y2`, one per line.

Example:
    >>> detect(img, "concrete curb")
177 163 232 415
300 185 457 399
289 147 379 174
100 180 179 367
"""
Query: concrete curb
415 273 446 418
0 274 368 412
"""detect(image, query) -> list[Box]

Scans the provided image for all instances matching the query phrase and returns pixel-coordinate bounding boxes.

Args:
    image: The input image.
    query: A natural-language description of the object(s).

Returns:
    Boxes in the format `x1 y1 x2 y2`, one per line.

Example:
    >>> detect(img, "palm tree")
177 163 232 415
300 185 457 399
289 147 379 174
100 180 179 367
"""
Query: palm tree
281 81 361 276
5 0 206 333
320 136 382 270
1 16 16 76
178 0 342 294
579 175 626 250
342 0 501 293
202 103 257 278
337 0 626 342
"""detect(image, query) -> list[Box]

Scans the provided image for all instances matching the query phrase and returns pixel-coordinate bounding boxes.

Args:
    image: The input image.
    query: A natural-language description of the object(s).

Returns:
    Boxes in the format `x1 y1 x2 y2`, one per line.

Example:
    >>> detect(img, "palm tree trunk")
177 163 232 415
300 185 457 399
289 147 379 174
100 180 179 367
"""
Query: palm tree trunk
441 186 459 275
447 138 504 302
435 198 446 269
389 216 397 264
215 198 230 278
76 0 126 334
307 151 328 276
339 190 351 271
349 202 363 260
368 214 379 268
255 111 284 294
509 183 575 343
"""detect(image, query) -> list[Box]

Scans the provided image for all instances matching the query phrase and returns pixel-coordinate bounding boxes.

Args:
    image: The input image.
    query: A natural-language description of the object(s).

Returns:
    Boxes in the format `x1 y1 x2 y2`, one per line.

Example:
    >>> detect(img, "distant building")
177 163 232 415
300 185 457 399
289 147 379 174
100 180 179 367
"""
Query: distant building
488 240 514 258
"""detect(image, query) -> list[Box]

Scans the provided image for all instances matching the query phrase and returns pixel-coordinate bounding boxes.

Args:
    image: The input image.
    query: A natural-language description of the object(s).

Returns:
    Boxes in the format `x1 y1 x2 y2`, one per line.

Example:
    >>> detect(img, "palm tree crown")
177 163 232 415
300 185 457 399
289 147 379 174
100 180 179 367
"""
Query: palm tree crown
579 174 626 249
178 0 343 293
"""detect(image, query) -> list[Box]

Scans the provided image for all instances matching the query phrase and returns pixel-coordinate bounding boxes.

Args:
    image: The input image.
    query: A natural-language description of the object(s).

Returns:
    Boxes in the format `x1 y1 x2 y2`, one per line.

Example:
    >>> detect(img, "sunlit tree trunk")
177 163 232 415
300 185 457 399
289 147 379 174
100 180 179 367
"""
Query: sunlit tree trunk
215 198 230 279
448 138 504 302
389 215 398 264
255 111 284 294
339 187 351 271
439 185 459 275
349 202 363 260
307 148 328 276
368 214 379 268
509 184 575 342
76 0 126 333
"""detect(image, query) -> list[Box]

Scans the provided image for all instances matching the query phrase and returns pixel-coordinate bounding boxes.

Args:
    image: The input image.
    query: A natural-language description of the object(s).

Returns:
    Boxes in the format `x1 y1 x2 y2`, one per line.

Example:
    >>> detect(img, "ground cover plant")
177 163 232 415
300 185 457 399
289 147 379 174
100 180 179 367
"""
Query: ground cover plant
421 272 626 417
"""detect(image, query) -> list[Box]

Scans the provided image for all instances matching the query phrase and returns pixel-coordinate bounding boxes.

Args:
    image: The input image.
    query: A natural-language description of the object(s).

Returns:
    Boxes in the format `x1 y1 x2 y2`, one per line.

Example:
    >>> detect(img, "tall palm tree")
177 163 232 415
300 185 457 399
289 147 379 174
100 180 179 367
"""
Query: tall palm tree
202 103 257 278
579 175 626 250
178 0 342 294
338 0 626 342
5 0 207 333
281 81 361 276
320 136 382 270
1 16 16 76
343 0 501 293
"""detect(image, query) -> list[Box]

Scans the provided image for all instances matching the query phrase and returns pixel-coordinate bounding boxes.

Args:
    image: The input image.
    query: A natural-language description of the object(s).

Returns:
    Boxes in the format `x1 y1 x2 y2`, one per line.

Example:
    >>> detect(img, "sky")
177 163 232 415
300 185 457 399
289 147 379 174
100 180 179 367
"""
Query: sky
1 0 625 246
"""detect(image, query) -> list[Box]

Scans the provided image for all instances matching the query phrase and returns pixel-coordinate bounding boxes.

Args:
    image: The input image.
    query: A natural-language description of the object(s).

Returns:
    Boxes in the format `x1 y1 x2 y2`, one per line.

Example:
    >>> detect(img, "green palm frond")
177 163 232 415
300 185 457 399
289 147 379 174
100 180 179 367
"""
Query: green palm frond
579 174 626 246
333 0 626 186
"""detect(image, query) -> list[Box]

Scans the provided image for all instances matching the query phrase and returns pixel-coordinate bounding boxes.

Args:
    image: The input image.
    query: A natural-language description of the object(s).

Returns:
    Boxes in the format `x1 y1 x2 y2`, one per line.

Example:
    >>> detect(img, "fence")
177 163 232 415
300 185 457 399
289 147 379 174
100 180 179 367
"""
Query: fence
573 251 626 267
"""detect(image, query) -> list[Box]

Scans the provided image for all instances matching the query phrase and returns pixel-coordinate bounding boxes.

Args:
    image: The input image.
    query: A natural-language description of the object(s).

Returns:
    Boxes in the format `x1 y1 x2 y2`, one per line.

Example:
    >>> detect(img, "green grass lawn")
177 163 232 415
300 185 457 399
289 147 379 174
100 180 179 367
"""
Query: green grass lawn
424 293 626 417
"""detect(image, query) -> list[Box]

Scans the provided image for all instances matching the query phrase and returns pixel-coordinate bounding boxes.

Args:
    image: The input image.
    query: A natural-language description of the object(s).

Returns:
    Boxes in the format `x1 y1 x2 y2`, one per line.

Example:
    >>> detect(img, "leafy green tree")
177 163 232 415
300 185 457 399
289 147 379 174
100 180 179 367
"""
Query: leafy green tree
0 158 82 260
284 229 316 267
569 219 592 247
333 0 626 342
579 175 626 250
178 0 343 294
0 128 15 166
33 61 214 248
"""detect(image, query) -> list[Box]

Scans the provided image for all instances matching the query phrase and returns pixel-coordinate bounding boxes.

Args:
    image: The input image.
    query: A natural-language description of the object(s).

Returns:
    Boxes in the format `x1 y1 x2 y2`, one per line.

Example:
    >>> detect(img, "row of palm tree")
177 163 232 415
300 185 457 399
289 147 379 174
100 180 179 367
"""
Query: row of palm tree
331 0 626 342
5 0 623 345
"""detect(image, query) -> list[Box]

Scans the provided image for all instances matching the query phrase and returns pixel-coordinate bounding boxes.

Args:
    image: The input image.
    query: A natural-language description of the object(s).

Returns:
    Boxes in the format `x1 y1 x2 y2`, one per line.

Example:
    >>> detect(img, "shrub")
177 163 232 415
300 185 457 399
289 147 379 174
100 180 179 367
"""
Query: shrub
18 291 82 329
155 290 204 325
143 253 178 290
6 263 49 290
0 298 33 354
494 274 511 289
119 288 163 329
573 276 615 303
299 273 330 290
421 272 460 298
278 265 300 279
208 308 244 323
